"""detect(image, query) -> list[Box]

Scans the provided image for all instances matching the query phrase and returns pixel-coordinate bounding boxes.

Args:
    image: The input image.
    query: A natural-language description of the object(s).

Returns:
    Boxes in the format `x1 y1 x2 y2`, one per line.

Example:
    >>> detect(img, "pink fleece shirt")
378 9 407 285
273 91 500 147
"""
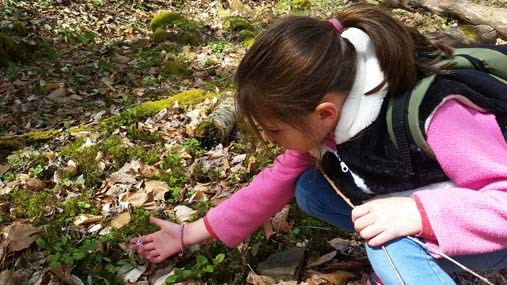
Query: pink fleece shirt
204 99 507 256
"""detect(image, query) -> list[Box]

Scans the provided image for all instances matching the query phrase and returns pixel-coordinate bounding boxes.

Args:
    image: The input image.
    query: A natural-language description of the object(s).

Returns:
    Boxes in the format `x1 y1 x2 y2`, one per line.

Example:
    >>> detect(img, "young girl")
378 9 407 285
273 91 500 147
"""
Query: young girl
131 4 507 284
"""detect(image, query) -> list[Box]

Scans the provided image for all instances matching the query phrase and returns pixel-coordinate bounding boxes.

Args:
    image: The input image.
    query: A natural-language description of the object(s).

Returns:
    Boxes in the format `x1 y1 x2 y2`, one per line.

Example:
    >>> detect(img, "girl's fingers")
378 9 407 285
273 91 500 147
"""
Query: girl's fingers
351 204 371 222
367 231 394 247
142 242 157 251
359 223 383 241
150 216 169 228
353 213 375 232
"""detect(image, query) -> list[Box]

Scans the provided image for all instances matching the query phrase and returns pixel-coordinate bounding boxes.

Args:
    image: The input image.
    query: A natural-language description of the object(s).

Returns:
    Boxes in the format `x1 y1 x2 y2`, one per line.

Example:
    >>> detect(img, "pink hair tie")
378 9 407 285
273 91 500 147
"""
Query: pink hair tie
328 18 344 34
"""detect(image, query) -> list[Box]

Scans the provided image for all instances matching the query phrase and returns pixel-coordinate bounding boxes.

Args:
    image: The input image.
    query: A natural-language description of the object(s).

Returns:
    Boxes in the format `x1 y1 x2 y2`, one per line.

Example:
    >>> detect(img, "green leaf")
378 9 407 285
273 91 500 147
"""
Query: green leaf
63 256 74 265
35 238 47 249
213 253 225 264
49 261 61 269
73 252 85 260
204 264 214 273
196 255 208 266
182 269 192 278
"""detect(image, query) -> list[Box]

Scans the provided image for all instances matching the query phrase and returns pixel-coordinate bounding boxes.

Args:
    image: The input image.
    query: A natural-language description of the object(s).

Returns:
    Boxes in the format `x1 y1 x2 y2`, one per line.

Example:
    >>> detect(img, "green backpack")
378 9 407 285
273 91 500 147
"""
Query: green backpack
386 45 507 174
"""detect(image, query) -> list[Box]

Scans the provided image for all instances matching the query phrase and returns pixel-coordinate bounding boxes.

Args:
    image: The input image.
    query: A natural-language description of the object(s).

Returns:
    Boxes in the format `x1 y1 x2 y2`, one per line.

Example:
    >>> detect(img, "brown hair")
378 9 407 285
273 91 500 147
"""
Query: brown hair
234 3 452 136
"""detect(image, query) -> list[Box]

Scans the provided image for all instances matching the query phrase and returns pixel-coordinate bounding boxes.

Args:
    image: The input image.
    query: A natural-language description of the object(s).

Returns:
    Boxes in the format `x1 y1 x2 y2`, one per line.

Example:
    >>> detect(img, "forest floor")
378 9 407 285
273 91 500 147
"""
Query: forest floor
0 0 506 284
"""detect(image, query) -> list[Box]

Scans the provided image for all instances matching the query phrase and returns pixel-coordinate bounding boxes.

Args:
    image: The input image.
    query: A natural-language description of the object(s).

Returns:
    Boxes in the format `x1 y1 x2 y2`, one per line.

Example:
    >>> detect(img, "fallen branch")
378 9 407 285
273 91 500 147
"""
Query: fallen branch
194 96 236 148
383 0 507 39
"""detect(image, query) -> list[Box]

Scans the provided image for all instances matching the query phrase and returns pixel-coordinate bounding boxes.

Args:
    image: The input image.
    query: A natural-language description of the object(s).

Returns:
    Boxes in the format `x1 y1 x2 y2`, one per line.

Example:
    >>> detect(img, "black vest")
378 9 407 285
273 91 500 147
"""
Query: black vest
321 70 507 204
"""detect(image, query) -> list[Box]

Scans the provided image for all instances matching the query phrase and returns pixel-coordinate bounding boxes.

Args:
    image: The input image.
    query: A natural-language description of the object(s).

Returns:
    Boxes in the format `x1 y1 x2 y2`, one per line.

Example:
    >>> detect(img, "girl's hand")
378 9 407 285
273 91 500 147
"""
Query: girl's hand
130 217 182 263
351 197 422 247
130 217 211 263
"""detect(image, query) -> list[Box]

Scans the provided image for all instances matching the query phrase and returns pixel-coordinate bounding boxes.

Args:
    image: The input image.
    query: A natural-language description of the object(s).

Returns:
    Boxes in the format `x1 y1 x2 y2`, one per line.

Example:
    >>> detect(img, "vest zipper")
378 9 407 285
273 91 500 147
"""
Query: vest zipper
334 152 349 173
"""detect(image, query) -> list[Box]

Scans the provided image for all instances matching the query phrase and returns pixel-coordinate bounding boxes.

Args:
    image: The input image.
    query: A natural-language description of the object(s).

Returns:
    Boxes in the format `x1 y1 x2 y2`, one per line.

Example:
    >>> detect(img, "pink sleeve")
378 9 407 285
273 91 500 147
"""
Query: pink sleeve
413 99 507 255
204 150 314 247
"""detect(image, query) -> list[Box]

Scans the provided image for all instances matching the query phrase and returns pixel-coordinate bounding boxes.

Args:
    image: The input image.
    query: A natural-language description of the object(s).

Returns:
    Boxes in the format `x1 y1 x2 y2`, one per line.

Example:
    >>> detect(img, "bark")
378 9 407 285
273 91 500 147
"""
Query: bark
194 96 236 147
383 0 507 39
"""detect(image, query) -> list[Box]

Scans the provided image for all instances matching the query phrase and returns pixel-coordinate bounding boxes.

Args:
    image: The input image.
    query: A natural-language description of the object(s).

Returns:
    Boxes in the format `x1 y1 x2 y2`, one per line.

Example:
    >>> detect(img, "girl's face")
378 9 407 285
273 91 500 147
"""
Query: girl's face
257 118 324 153
256 91 346 152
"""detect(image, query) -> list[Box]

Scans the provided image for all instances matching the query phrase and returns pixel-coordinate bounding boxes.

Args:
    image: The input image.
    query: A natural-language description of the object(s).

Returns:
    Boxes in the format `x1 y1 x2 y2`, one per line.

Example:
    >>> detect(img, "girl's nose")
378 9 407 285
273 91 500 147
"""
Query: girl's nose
261 131 275 143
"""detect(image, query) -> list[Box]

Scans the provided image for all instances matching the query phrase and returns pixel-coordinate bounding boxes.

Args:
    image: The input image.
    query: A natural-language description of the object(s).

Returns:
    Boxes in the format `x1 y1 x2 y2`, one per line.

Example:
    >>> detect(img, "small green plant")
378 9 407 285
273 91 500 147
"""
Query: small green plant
165 253 225 284
0 172 16 183
142 74 164 87
10 189 54 221
126 124 162 143
45 236 98 268
182 138 205 158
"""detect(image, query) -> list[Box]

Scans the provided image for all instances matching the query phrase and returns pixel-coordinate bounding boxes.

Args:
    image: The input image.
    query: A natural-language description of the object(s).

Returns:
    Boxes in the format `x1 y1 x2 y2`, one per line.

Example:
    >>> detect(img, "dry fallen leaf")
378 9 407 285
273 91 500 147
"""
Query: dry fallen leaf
0 270 15 285
262 221 275 240
174 205 199 223
110 212 132 229
5 223 41 252
306 251 337 268
246 271 276 285
73 214 103 227
50 267 84 285
270 205 291 234
306 270 354 285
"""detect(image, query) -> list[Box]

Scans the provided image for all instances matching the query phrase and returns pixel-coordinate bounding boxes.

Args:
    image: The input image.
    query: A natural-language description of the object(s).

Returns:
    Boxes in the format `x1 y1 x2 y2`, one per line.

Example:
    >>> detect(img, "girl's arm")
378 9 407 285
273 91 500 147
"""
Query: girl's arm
204 149 314 247
414 98 507 256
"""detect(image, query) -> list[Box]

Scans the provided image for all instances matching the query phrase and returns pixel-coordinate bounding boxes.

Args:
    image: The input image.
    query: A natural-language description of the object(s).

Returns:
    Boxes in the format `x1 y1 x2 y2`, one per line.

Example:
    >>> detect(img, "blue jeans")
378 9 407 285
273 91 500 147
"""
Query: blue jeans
295 168 507 284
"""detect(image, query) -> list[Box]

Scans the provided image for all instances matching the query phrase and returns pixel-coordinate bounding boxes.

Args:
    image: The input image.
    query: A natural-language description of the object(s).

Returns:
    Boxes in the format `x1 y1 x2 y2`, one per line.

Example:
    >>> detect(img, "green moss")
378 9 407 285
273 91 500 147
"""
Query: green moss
60 139 104 187
150 11 186 31
0 130 60 155
459 25 479 40
224 16 252 32
135 89 213 115
153 27 170 43
0 32 19 66
10 189 55 222
291 0 312 11
165 59 188 75
62 191 98 218
194 121 222 148
239 30 257 47
177 31 201 46
103 136 129 169
12 21 28 36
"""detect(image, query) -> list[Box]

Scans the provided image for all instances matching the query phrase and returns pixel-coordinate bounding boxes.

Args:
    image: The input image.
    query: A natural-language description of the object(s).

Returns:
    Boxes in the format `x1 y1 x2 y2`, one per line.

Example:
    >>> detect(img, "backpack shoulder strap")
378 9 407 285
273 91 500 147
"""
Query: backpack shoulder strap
437 46 507 79
387 75 436 171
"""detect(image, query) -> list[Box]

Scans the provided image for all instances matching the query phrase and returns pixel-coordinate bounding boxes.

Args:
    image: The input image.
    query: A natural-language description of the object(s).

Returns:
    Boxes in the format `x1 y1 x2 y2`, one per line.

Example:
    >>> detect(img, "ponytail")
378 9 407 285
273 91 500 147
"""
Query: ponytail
337 4 452 95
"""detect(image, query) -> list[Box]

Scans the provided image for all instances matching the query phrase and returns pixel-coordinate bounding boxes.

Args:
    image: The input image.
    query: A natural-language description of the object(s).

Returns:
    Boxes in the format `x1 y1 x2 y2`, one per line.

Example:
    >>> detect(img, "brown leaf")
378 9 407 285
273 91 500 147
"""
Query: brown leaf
174 205 199 223
246 271 276 285
262 221 274 240
306 251 337 268
0 165 9 176
306 270 354 285
144 180 169 201
0 270 15 285
50 267 84 285
73 214 103 227
111 212 131 229
47 87 66 100
6 223 41 252
270 205 291 233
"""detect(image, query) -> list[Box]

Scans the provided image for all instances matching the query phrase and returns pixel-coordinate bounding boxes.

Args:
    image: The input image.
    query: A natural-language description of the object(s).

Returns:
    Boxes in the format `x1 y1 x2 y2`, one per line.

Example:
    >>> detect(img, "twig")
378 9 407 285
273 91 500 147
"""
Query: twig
407 236 494 285
319 167 405 285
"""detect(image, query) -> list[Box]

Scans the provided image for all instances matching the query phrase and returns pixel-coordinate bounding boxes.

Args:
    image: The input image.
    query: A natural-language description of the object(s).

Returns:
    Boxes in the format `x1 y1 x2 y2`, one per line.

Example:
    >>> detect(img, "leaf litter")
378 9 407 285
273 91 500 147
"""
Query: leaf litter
1 0 506 284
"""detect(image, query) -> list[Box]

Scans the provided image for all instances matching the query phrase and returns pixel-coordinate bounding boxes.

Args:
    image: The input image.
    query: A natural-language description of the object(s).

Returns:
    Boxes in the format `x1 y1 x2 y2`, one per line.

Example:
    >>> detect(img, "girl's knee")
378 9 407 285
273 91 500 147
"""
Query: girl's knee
295 168 320 214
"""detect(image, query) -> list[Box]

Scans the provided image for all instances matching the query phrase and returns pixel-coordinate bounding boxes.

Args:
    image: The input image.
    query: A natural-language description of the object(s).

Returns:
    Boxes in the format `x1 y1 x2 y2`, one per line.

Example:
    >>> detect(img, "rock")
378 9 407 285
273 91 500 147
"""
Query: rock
428 25 497 46
256 247 305 282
